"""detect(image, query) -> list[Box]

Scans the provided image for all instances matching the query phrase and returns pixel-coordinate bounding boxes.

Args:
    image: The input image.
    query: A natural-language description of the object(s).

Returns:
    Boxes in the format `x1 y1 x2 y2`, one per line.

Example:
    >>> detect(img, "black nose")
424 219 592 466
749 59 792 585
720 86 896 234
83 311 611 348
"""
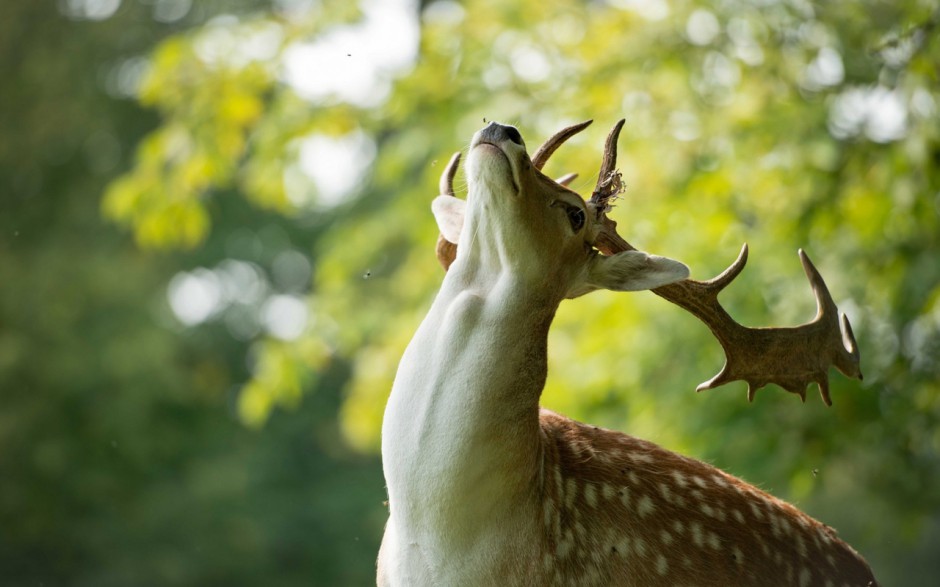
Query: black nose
479 122 525 146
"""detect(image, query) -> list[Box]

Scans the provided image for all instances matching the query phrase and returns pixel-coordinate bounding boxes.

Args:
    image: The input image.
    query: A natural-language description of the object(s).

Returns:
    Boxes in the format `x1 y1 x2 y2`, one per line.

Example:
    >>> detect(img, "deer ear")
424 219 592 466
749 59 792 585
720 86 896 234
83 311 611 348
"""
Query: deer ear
432 195 465 244
568 250 689 298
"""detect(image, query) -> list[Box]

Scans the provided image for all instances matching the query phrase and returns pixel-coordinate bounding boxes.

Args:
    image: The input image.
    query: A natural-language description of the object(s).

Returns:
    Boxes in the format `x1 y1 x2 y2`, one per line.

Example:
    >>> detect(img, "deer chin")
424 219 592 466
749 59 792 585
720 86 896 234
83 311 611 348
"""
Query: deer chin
468 142 520 195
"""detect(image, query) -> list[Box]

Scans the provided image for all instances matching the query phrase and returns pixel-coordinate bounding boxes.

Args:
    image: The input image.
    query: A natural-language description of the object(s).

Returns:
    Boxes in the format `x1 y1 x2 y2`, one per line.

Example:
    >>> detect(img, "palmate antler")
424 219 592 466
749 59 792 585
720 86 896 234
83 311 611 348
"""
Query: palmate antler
435 120 863 404
584 120 862 404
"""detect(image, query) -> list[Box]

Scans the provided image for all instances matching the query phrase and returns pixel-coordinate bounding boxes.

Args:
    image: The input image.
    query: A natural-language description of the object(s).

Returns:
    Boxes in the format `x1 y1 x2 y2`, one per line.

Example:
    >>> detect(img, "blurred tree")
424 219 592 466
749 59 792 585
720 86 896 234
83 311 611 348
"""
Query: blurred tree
7 0 937 584
1 1 384 585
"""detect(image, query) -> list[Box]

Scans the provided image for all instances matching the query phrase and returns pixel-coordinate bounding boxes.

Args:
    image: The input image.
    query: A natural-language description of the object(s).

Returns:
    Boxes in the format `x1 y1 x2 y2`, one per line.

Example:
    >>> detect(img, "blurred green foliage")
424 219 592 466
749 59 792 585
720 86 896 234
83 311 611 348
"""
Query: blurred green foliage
3 0 939 584
1 1 383 585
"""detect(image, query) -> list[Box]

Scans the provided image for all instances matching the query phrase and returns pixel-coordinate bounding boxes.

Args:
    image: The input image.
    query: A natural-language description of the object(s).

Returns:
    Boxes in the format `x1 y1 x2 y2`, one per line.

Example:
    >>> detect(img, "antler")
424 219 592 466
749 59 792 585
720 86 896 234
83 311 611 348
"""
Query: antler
436 152 461 270
531 120 594 170
587 120 862 404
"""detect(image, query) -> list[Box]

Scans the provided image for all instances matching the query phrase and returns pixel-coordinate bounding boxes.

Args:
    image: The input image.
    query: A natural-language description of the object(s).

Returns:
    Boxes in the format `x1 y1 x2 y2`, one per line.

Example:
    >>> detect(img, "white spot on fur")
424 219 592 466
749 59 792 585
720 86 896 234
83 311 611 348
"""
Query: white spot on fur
812 531 824 550
711 474 730 488
691 521 704 547
707 532 721 550
732 545 744 565
634 538 647 557
630 450 654 464
692 475 708 488
701 503 714 517
602 483 616 501
619 486 632 509
659 482 673 503
565 477 577 509
733 509 745 523
637 494 655 518
557 534 573 558
672 519 685 534
770 515 781 537
799 567 811 587
656 554 668 575
615 536 630 558
671 470 688 488
584 483 597 508
575 520 586 539
660 529 673 546
569 442 582 461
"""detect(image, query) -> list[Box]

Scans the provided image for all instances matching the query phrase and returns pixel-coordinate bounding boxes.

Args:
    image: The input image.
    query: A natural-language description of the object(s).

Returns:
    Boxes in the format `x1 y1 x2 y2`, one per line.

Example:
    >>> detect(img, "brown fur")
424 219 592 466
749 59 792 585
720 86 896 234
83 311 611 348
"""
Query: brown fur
535 409 878 587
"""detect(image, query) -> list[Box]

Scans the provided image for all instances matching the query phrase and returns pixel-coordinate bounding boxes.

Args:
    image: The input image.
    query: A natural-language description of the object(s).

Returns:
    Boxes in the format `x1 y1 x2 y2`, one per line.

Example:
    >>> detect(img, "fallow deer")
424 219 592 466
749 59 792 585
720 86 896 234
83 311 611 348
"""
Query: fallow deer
377 120 876 586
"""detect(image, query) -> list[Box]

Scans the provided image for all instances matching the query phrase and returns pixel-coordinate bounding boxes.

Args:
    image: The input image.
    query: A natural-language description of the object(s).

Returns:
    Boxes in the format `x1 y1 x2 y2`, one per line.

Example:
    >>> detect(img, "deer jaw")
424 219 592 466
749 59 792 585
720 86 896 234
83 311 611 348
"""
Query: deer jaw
433 122 689 303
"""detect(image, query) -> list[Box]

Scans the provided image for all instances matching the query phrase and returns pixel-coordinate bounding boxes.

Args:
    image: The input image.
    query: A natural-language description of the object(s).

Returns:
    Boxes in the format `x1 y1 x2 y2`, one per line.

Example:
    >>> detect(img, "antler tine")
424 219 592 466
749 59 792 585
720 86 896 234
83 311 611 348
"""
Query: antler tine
436 152 462 270
800 249 838 320
556 173 579 187
798 249 863 387
589 119 626 213
703 243 749 292
531 120 593 170
439 151 461 196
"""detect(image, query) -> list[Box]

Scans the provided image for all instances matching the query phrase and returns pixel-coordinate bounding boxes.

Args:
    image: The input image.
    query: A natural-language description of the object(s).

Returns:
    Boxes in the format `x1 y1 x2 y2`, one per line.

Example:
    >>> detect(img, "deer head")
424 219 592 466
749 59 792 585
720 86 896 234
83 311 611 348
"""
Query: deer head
432 121 689 302
431 120 862 404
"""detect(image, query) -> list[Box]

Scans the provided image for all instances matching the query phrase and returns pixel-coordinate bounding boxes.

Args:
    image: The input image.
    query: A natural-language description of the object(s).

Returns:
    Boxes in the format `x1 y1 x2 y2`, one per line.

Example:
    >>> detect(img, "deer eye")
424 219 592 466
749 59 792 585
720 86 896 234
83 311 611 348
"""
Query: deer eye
567 207 586 232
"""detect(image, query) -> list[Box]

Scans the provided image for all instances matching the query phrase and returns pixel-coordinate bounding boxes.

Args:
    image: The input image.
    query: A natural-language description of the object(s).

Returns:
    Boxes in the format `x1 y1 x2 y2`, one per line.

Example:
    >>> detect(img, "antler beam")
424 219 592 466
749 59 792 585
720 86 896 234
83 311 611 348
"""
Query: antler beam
531 120 594 170
586 120 862 404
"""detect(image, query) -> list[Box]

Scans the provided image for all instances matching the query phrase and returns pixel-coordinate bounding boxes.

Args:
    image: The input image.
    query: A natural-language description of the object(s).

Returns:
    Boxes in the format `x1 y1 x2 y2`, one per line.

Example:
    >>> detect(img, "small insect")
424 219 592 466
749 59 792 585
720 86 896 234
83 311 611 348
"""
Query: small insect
483 117 488 123
363 270 372 280
812 468 819 478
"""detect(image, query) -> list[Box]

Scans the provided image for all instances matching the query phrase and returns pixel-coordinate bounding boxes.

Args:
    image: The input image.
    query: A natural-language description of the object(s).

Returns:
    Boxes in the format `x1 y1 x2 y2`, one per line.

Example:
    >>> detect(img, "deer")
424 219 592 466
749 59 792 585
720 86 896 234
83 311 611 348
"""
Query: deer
377 119 877 586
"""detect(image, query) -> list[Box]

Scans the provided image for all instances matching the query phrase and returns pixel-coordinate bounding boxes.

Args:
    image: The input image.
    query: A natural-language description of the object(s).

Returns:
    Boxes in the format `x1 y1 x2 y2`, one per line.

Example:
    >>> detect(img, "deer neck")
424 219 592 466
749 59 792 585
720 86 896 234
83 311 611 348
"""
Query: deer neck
382 258 557 546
